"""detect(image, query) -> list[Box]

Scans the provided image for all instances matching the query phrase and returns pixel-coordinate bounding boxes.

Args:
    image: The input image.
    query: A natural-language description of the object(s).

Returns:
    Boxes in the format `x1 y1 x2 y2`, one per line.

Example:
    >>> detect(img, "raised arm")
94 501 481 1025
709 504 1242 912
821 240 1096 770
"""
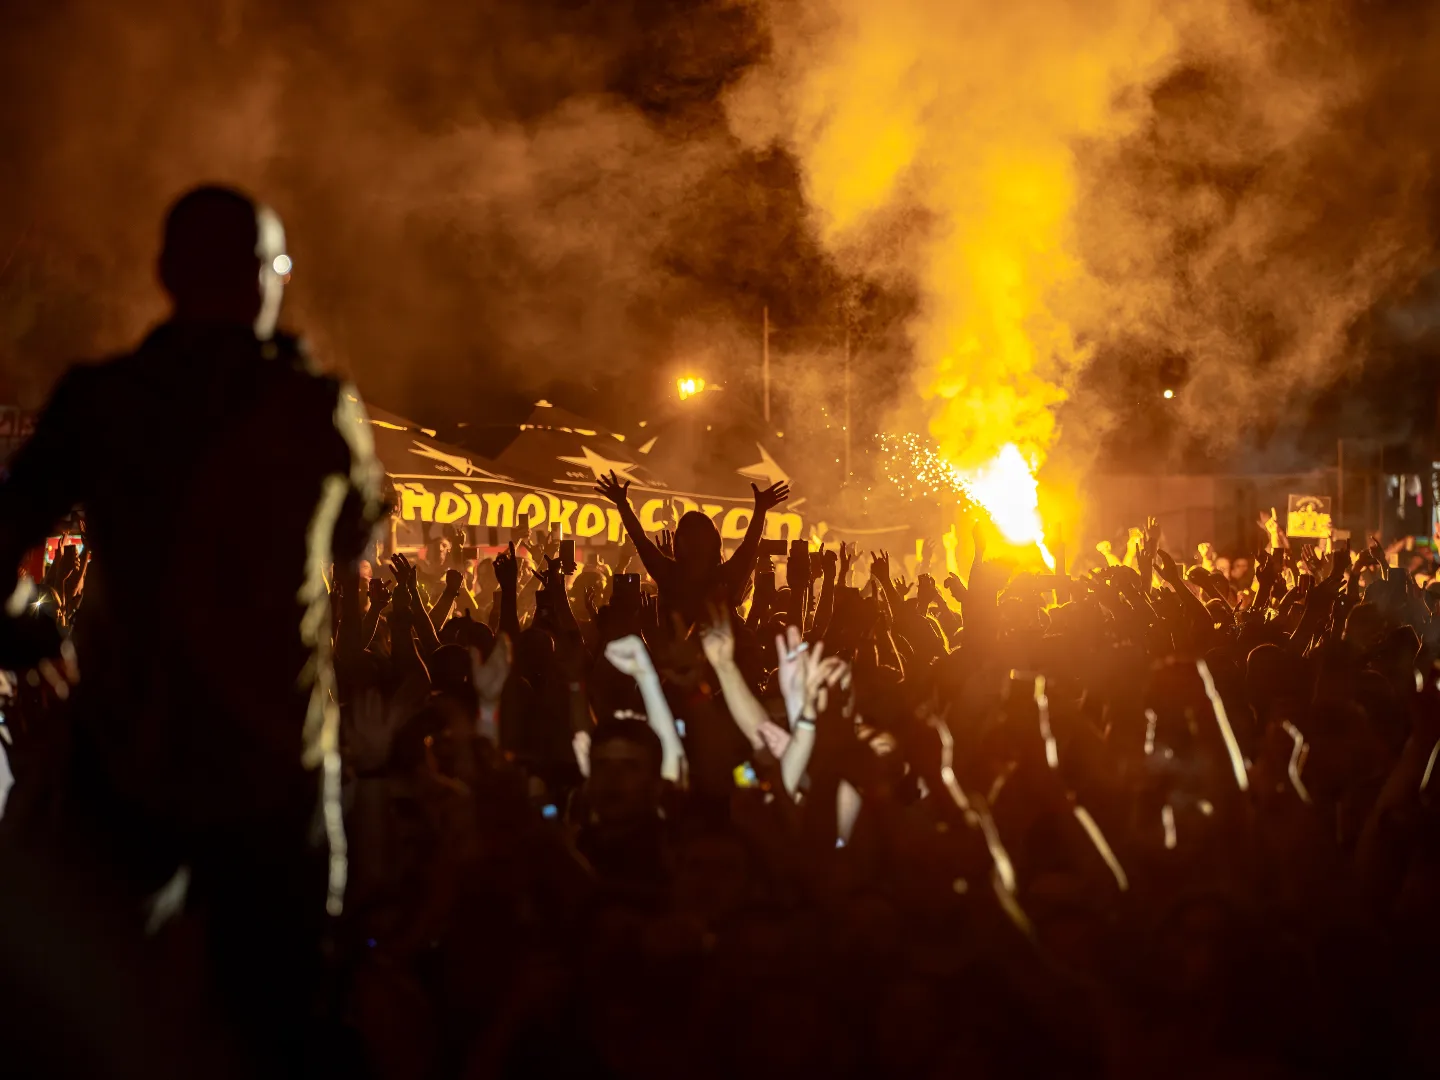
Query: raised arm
359 577 392 651
428 568 466 628
604 634 685 783
595 471 672 586
726 481 791 585
807 546 840 643
699 610 767 752
392 553 443 657
493 542 522 642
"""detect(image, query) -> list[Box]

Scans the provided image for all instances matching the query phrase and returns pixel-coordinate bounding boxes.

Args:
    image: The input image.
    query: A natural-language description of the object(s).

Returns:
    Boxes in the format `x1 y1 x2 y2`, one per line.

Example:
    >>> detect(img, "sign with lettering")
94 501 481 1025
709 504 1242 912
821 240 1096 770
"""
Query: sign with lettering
1286 494 1332 539
362 405 805 544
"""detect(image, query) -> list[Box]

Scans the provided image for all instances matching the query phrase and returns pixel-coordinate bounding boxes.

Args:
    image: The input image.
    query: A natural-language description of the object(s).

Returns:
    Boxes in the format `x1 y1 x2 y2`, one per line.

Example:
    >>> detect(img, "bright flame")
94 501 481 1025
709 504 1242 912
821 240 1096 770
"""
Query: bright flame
677 376 706 401
959 444 1054 569
879 434 1054 569
728 0 1182 533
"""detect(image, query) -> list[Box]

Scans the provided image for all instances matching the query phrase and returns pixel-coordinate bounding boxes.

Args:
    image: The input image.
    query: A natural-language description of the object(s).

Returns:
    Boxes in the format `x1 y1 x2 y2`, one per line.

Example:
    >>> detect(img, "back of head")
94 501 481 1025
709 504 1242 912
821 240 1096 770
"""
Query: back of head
674 511 721 570
159 185 286 335
591 719 664 773
1344 602 1387 655
1246 643 1300 711
429 644 475 700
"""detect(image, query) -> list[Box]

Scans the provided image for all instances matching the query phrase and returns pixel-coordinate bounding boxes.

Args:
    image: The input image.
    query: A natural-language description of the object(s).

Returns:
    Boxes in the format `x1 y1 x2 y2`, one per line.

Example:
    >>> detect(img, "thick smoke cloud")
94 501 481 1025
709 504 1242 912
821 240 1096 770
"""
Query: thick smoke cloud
0 0 842 428
726 0 1440 476
2 0 1437 478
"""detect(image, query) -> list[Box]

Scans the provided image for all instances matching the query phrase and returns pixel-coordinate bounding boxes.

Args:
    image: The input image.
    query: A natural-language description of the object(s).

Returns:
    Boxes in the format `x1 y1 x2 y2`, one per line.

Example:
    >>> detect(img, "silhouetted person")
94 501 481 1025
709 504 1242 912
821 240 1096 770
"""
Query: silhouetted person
0 186 382 1076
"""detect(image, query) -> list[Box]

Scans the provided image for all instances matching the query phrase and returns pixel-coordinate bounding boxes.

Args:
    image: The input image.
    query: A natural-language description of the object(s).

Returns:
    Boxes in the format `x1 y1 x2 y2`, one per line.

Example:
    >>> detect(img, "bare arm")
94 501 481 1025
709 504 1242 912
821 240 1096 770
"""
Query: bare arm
604 634 685 783
594 472 673 588
806 548 839 644
428 569 465 627
700 614 767 751
726 481 791 588
494 543 522 642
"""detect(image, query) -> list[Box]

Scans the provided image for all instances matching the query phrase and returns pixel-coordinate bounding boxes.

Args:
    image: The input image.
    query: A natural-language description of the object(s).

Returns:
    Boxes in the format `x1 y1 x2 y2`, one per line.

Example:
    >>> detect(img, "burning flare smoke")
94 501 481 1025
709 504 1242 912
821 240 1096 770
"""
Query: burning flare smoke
729 0 1440 544
728 0 1181 522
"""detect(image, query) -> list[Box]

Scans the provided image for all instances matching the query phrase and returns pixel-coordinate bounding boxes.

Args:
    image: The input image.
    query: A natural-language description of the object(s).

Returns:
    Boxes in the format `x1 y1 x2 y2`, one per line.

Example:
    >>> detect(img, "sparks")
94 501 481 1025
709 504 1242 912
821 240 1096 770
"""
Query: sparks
879 434 1053 568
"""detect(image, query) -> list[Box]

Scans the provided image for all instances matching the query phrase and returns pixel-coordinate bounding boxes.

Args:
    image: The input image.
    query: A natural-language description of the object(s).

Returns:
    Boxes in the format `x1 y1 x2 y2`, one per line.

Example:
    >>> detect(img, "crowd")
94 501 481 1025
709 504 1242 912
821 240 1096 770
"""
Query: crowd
6 469 1440 1079
4 186 1440 1079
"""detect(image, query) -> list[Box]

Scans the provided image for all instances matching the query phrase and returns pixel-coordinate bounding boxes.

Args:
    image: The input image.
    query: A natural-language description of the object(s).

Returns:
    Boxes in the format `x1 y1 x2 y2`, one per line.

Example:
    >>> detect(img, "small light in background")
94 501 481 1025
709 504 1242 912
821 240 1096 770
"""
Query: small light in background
677 376 706 401
1162 388 1175 400
272 254 293 276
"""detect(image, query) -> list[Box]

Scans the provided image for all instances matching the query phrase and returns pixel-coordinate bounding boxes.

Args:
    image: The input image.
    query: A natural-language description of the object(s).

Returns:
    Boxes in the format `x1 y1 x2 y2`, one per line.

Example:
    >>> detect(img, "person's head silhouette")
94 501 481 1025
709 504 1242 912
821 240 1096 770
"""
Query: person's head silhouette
158 185 289 338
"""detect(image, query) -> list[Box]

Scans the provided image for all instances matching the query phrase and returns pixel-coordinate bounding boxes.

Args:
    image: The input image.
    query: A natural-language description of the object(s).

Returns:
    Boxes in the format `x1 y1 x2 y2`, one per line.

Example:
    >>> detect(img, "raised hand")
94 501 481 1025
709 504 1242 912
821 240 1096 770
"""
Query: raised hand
389 552 419 595
800 643 847 722
823 546 839 579
944 572 968 601
493 541 518 592
1197 541 1217 571
444 568 465 592
775 625 808 724
1154 549 1184 589
869 549 891 587
839 541 853 584
638 591 659 640
656 529 674 559
1142 516 1160 557
474 633 512 706
344 686 409 775
1328 538 1352 583
368 576 394 609
594 470 632 506
1255 549 1282 595
1258 507 1280 550
917 573 941 606
604 633 658 681
1138 515 1160 581
699 607 736 668
1368 534 1389 578
751 481 791 515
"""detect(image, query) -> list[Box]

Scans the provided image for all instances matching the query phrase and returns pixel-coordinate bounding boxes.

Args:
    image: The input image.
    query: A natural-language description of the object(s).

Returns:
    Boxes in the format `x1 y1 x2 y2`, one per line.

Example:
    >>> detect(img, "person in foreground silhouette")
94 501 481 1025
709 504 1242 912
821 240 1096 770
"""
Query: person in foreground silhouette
0 186 383 1076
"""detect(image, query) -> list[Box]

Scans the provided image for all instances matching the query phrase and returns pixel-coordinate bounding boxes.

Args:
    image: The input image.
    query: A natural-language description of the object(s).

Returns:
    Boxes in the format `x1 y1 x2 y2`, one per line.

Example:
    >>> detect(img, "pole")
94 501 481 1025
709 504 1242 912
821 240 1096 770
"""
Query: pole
843 329 852 483
762 306 771 425
1336 438 1343 533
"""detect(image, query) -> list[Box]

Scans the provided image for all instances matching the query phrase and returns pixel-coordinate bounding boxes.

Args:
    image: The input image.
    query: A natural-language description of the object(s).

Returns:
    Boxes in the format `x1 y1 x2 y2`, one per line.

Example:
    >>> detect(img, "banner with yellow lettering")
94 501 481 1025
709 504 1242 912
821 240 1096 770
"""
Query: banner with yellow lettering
361 403 806 544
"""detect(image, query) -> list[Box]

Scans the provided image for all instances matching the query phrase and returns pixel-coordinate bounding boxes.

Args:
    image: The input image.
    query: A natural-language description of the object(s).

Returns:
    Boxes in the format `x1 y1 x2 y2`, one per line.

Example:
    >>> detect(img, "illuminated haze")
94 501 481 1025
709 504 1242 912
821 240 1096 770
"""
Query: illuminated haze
726 0 1440 479
2 0 1439 479
0 0 841 428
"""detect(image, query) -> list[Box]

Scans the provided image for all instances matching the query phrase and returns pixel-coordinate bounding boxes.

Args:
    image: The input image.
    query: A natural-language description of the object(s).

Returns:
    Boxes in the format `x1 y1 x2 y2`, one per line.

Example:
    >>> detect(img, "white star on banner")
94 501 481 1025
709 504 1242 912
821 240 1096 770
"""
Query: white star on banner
558 445 642 482
737 443 789 489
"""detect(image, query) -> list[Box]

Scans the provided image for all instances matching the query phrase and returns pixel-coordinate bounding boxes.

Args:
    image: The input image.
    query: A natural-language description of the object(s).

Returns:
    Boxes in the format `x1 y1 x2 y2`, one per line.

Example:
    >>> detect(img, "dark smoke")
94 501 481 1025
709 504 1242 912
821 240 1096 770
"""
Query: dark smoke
0 0 853 431
1 0 1437 474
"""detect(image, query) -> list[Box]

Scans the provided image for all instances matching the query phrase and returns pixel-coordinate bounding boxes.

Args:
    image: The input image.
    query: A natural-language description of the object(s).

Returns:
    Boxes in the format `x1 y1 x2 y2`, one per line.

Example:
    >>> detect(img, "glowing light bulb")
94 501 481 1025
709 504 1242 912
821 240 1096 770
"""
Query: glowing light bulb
272 254 293 275
1162 388 1174 399
677 377 707 401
